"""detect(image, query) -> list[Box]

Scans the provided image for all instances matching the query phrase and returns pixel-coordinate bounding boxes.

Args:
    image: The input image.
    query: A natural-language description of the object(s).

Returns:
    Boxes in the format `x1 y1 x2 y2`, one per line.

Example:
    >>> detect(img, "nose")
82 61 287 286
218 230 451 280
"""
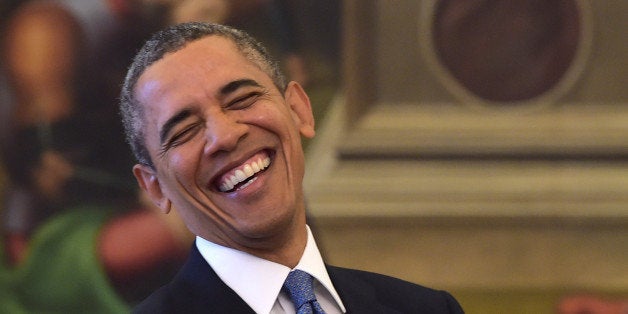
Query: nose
203 110 248 157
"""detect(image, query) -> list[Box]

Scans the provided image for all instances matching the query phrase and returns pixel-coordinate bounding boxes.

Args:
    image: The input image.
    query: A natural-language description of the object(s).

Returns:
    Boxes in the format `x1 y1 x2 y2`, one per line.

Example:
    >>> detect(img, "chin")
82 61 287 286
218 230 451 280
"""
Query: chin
237 211 299 239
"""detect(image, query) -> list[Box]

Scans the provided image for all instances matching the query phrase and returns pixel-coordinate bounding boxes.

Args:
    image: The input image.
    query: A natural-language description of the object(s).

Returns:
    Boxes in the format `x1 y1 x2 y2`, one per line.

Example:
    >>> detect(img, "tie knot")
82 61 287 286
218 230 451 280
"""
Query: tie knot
283 270 316 308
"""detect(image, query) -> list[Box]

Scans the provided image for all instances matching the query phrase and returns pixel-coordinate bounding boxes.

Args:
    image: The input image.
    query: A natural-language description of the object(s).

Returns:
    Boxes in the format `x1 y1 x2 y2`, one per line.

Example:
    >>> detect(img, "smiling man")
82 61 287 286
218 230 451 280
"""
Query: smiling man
120 22 464 314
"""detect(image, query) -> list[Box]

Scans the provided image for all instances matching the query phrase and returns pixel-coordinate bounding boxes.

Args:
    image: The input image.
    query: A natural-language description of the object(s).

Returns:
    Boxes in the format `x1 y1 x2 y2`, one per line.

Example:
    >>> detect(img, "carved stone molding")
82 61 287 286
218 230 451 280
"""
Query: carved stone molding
305 0 628 219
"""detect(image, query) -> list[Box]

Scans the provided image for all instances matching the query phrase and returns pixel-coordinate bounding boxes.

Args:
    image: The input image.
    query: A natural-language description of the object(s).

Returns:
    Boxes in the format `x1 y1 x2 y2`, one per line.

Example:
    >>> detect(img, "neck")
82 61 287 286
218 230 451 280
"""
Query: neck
218 222 308 268
249 224 308 268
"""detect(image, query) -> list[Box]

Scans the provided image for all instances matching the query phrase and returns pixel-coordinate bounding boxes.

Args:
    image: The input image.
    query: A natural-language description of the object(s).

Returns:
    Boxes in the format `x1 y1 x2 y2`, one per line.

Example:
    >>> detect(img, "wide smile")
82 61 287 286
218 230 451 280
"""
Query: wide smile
215 150 273 193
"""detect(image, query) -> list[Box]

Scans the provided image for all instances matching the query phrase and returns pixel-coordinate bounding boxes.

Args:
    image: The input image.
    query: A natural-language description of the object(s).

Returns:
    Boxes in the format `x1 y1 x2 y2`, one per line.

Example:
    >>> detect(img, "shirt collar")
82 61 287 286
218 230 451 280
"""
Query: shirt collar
293 228 345 313
196 225 346 314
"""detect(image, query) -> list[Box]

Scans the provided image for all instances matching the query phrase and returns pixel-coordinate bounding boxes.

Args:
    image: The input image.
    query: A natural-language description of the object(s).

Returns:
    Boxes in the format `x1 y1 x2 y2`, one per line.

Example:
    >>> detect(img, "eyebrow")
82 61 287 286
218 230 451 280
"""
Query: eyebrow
219 78 262 96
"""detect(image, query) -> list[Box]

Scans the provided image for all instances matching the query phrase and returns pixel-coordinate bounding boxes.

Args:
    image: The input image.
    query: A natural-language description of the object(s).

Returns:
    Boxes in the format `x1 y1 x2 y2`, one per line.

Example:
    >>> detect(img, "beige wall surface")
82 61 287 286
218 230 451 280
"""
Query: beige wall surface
305 1 628 311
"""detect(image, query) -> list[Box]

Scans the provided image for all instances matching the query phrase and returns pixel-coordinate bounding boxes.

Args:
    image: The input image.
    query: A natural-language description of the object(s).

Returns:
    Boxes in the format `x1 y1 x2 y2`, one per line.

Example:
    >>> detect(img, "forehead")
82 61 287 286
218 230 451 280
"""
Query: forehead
134 35 267 105
153 35 246 71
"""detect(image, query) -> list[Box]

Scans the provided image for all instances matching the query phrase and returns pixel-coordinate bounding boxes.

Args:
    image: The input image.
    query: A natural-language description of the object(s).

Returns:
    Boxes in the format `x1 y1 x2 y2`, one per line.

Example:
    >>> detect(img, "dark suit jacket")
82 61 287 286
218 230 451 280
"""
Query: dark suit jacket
133 246 464 313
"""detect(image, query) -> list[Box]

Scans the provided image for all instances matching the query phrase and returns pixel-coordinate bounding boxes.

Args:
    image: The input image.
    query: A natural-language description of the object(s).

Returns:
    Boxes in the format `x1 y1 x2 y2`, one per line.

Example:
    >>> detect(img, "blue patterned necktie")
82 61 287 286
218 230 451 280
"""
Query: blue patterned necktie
283 270 326 314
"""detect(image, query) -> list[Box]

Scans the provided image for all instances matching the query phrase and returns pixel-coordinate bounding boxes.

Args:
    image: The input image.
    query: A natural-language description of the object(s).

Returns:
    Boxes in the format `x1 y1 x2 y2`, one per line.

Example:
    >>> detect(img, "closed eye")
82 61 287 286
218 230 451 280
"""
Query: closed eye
226 91 264 110
159 122 202 157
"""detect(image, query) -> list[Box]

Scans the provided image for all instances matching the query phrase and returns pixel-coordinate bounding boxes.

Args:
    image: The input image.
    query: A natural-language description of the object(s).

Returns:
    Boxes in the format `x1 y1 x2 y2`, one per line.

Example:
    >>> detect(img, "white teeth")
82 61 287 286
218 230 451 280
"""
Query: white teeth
235 170 246 181
243 164 254 177
229 175 237 188
251 161 260 172
218 156 271 192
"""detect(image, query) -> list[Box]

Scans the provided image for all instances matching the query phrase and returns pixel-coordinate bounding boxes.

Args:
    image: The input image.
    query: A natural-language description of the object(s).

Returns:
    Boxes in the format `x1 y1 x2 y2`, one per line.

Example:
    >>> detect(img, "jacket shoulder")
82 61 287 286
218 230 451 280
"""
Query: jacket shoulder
327 266 464 314
132 284 182 314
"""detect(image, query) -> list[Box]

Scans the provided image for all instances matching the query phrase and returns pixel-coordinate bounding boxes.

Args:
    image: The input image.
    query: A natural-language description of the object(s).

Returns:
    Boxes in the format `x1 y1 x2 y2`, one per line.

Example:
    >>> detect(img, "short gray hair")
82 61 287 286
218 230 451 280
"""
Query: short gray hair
120 22 286 167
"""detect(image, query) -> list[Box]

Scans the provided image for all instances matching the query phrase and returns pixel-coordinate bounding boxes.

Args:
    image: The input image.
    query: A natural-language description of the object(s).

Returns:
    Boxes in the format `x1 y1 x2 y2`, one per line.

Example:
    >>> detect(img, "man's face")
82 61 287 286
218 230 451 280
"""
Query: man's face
133 36 315 251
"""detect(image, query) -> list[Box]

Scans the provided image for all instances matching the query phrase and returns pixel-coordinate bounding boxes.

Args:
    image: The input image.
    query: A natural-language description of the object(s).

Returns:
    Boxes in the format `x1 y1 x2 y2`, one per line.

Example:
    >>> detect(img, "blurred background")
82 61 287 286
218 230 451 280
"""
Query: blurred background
0 0 626 313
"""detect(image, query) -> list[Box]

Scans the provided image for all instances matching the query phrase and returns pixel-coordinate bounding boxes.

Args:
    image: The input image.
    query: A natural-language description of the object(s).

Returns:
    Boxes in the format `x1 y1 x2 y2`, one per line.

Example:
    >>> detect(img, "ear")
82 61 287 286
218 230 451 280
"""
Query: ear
284 81 315 139
133 164 172 214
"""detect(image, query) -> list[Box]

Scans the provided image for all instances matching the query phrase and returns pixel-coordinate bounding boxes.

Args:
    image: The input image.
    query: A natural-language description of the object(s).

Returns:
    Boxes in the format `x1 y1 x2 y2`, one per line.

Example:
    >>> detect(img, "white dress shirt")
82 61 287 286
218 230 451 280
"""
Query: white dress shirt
196 226 346 314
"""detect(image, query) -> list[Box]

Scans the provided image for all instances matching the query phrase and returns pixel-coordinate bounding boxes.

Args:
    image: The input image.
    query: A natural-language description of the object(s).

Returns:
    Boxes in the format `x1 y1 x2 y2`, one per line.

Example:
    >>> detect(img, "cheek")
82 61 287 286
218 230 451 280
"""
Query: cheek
248 104 297 135
166 145 203 187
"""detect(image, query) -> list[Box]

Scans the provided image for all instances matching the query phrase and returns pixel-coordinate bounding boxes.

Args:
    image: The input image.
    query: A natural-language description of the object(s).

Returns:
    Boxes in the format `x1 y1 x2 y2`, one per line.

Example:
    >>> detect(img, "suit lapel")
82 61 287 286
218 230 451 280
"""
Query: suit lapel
327 265 397 314
173 245 256 313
